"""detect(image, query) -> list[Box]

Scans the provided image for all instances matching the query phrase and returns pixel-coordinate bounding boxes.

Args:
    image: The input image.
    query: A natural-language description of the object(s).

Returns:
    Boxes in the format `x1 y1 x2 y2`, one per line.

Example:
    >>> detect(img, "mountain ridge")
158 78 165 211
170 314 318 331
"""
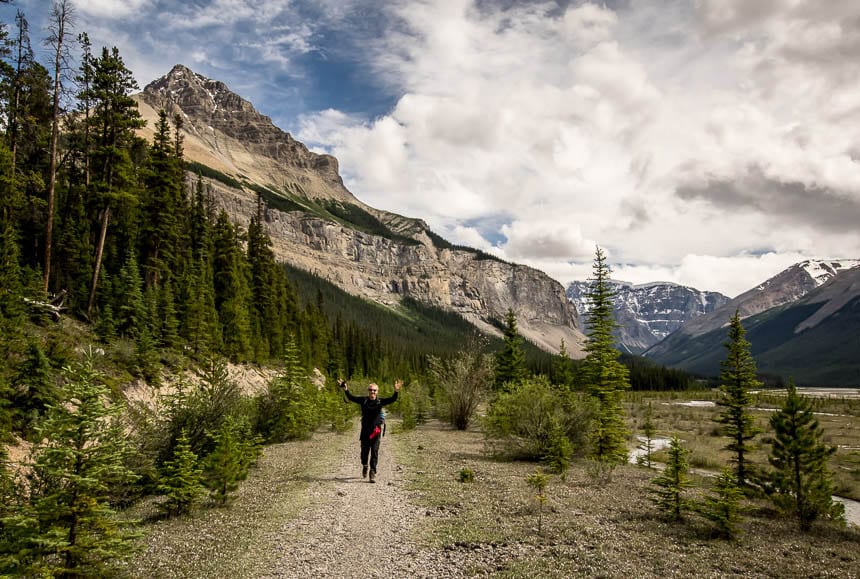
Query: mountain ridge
567 280 729 354
643 260 860 384
134 64 586 354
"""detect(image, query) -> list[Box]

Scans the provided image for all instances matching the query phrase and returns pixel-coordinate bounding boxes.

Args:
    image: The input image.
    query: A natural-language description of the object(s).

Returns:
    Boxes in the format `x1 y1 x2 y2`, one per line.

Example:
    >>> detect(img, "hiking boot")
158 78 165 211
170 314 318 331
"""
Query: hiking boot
369 470 376 483
362 465 368 479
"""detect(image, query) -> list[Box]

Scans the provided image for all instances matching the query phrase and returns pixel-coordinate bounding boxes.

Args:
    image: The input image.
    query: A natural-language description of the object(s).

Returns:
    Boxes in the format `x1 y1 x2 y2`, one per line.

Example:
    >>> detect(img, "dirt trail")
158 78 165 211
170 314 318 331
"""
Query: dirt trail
258 424 439 578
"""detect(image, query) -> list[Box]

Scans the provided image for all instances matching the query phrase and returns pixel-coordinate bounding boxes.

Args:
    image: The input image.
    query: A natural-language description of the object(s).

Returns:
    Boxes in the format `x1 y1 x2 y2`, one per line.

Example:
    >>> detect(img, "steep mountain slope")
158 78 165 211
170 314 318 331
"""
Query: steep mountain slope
644 263 860 385
567 281 729 354
134 65 585 354
644 259 859 363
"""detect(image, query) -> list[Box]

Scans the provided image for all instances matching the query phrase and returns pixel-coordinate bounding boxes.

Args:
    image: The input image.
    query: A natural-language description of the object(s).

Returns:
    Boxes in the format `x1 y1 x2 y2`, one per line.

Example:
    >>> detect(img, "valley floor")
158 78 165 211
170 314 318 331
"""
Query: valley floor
126 420 860 578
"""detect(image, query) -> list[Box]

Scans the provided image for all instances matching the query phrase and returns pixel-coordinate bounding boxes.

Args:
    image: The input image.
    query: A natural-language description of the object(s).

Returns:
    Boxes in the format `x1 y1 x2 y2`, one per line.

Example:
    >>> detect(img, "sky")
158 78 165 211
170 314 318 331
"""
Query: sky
6 0 860 298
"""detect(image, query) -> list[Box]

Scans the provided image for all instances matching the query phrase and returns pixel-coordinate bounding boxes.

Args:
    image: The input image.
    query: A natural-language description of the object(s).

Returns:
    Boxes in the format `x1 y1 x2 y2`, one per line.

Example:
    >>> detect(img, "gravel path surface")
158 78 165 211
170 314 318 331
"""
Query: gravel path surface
259 425 511 578
260 425 427 577
127 422 512 578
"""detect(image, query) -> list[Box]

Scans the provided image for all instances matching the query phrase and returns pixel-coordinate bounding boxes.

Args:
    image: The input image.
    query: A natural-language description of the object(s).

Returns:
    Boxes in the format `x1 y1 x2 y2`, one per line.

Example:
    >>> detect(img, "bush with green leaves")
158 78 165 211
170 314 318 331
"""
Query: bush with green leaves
160 358 245 462
483 376 591 474
0 352 138 577
396 387 418 431
158 431 206 516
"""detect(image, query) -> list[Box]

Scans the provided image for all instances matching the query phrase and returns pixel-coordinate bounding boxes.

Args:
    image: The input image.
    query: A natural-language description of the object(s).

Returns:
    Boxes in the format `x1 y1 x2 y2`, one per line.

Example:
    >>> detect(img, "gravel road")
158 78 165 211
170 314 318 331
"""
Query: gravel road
259 424 428 577
128 422 506 578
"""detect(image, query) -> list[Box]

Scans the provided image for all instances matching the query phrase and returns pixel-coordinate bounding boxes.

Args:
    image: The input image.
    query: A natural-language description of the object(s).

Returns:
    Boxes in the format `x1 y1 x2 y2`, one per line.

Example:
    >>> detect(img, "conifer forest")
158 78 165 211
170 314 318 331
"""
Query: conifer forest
1 4 858 577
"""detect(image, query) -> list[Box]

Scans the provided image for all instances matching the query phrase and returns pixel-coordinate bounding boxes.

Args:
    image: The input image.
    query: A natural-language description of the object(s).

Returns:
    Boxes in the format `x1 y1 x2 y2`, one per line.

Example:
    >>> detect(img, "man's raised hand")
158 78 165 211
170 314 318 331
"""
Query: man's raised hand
394 380 403 391
337 378 348 390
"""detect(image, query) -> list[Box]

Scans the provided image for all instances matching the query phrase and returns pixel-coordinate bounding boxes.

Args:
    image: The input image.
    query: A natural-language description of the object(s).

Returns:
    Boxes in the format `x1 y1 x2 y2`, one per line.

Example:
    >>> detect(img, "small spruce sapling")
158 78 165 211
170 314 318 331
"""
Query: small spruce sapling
699 467 745 540
204 419 250 506
637 401 656 469
458 467 475 483
526 468 551 535
158 431 206 516
649 435 691 521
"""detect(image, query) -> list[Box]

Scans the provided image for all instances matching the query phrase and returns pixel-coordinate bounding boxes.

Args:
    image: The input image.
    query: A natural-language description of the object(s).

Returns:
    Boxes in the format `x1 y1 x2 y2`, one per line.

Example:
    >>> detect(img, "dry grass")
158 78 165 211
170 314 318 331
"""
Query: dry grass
625 390 860 500
394 420 860 578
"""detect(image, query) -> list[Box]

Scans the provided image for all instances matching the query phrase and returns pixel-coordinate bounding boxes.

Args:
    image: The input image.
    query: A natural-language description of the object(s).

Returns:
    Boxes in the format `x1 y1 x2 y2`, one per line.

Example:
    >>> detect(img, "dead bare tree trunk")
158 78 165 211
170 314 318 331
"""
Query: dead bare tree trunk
86 206 110 318
43 0 76 294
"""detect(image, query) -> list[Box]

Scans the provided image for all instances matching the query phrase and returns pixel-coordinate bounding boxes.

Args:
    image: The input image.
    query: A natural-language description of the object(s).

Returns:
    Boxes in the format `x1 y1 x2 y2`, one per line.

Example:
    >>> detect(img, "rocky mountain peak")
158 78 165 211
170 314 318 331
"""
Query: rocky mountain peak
643 258 860 363
137 64 346 200
144 64 256 120
132 65 586 355
567 280 728 354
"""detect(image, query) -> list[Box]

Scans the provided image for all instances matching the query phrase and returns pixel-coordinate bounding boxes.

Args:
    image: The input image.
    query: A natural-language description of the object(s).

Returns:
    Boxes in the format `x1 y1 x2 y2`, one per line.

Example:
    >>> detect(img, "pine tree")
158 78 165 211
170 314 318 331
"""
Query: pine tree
256 334 319 442
579 247 630 464
141 109 187 289
212 211 252 360
11 341 56 435
552 338 575 390
649 434 691 521
636 401 656 468
699 467 745 540
203 419 251 506
494 308 527 389
157 430 205 517
2 351 138 577
83 46 145 316
715 311 761 489
767 381 843 531
115 252 145 339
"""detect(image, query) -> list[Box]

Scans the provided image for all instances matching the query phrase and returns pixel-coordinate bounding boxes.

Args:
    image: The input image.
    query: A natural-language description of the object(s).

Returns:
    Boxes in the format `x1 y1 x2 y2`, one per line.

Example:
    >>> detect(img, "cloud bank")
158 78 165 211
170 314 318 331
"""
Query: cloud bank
13 0 860 297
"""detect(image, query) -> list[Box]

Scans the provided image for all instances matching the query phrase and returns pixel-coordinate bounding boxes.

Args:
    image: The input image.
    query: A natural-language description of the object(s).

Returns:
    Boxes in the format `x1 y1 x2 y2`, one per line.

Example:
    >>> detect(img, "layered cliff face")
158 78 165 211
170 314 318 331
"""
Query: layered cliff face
137 65 585 354
567 281 729 354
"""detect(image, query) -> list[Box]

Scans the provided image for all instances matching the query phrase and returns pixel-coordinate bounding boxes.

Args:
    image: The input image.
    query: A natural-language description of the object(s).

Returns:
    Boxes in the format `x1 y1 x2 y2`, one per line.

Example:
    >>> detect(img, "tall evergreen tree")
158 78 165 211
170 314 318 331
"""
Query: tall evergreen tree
83 46 144 316
767 381 843 531
211 210 252 360
494 308 527 389
715 311 761 489
114 252 145 339
579 247 630 464
552 338 575 390
141 109 187 289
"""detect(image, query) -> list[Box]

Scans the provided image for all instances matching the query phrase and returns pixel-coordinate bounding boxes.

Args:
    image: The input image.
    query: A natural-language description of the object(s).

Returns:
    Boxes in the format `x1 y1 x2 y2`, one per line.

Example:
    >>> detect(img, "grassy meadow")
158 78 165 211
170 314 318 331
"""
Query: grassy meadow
625 388 860 501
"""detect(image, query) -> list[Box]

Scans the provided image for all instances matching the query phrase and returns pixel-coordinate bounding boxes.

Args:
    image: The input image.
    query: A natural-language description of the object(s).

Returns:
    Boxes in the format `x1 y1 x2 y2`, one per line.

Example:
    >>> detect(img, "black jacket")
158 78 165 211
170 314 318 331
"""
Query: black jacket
344 390 398 441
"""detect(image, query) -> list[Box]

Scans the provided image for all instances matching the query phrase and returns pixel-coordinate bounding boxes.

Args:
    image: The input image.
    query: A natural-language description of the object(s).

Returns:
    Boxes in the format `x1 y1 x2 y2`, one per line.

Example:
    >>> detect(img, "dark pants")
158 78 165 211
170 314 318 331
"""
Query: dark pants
360 437 382 472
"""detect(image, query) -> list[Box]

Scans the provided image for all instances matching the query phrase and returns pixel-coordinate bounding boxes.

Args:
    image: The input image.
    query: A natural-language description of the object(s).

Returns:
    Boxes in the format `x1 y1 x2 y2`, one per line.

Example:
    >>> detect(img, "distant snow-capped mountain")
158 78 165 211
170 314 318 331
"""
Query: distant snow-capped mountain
566 280 729 354
644 259 860 378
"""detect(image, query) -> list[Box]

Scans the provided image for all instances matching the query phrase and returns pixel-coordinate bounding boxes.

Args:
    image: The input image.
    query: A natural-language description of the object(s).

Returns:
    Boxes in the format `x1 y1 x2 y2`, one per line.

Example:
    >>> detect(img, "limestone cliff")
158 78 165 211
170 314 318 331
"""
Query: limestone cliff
135 65 585 354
